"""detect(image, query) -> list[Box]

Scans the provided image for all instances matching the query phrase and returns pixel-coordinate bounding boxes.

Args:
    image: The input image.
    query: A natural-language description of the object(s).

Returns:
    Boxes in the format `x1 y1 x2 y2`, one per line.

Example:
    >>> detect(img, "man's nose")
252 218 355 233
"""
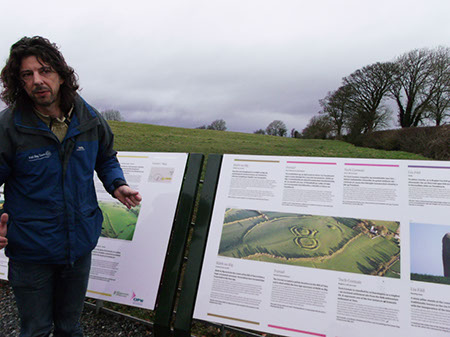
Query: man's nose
32 72 44 85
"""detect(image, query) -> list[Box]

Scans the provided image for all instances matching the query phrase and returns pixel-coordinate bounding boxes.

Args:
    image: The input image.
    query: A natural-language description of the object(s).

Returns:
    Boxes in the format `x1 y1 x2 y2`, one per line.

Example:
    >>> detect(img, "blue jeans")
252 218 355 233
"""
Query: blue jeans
8 253 92 337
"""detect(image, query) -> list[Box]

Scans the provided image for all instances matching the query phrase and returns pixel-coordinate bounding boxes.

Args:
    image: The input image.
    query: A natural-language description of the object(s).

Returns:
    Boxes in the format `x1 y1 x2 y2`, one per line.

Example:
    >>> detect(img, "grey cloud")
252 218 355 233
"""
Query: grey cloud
1 0 449 134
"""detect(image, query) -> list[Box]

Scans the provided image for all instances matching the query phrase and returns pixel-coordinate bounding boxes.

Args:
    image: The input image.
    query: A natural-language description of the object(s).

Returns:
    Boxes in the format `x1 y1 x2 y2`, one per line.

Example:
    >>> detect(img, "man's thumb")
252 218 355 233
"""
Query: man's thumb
0 213 8 234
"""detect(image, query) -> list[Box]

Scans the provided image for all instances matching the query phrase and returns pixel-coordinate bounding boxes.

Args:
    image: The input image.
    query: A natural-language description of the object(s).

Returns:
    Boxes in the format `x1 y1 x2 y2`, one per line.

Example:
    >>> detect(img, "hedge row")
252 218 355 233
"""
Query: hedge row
348 125 450 160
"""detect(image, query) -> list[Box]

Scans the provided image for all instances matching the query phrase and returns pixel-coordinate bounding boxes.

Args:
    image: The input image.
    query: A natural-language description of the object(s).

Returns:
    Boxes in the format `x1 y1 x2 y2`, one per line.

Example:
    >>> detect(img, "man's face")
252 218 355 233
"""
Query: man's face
19 55 64 110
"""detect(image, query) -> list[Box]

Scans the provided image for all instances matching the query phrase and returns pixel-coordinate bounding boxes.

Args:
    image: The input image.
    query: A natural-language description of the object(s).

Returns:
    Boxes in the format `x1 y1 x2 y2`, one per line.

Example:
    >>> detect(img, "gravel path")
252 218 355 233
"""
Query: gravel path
0 281 153 337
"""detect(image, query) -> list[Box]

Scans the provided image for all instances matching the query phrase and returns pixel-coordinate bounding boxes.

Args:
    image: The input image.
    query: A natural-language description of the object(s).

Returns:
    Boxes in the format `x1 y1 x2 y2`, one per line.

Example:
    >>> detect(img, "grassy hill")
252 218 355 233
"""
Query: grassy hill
109 121 428 160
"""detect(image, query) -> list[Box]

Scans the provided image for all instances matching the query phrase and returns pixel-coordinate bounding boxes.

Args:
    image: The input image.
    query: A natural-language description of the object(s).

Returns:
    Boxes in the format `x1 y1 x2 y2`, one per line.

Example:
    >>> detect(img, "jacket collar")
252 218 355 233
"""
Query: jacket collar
14 94 100 138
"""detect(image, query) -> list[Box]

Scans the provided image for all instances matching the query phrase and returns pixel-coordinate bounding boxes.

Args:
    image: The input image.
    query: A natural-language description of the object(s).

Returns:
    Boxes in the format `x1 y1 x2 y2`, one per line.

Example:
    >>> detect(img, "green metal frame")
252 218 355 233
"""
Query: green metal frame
153 153 205 337
173 154 223 337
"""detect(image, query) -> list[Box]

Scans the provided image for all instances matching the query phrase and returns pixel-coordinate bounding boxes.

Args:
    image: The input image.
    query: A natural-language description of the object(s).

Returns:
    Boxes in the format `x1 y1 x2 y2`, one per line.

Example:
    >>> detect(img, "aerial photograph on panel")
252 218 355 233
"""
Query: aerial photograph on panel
219 208 400 278
99 201 141 241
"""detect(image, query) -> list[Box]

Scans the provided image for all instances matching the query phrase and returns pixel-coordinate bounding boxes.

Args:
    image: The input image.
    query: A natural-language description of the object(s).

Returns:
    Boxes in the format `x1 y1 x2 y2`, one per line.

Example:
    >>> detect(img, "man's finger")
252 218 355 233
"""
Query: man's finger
0 213 8 226
0 237 7 249
126 197 138 207
128 193 142 205
0 213 8 238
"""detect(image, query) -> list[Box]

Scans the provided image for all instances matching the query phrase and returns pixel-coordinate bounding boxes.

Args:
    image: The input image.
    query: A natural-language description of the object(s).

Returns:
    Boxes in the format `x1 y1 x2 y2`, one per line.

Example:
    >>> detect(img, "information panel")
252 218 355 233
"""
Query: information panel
0 152 188 312
193 154 450 337
87 152 188 310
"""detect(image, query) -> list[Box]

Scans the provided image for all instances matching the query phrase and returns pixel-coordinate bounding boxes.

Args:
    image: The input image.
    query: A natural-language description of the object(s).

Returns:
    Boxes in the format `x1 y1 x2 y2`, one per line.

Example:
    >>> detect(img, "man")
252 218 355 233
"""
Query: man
0 36 142 337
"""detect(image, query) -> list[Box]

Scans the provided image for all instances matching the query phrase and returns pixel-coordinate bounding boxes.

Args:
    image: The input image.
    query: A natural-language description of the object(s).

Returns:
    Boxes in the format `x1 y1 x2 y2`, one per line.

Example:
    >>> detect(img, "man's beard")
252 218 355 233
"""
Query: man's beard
31 85 58 107
34 97 57 107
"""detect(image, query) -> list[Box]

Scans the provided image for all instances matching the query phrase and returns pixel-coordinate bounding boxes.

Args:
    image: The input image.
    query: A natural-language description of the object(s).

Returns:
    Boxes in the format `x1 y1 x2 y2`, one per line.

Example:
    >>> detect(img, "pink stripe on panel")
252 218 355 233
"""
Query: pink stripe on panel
268 324 326 337
287 161 336 165
345 163 398 167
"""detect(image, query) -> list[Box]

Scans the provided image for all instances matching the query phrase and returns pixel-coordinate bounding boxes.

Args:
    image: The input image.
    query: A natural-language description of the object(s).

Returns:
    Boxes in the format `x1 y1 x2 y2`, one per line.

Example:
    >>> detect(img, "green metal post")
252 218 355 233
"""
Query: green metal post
153 153 204 337
173 154 223 337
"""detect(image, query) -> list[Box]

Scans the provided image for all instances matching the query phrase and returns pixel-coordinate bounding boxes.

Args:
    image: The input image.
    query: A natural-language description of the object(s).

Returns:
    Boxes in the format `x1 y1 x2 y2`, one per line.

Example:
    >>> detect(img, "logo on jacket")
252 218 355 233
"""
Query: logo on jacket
28 151 52 162
76 146 85 152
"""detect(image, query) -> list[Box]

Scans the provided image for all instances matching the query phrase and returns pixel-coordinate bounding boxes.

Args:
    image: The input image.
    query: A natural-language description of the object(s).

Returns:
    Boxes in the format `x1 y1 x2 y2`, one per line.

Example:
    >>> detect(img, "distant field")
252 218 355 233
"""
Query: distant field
99 201 140 241
411 273 450 285
219 208 400 278
108 121 428 160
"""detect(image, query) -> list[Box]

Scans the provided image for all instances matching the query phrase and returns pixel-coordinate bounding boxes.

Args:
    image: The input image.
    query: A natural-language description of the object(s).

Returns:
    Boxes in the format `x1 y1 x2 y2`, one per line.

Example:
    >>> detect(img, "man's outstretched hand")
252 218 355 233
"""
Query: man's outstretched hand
113 186 142 209
0 213 8 249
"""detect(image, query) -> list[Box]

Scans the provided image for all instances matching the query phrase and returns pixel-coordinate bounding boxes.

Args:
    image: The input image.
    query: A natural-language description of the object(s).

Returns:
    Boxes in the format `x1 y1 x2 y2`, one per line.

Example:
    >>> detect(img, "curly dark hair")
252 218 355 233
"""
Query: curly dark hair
0 36 79 112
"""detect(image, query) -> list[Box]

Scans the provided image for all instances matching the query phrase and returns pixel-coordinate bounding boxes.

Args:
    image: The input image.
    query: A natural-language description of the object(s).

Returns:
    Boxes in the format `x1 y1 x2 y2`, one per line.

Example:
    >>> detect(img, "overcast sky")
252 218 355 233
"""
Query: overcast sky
410 223 449 277
1 0 449 133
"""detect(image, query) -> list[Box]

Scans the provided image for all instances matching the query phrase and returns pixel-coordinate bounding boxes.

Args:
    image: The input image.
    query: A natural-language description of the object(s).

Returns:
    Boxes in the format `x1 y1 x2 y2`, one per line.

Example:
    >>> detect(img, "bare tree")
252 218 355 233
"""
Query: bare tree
301 115 333 139
390 48 446 127
207 119 227 131
266 120 287 136
424 47 450 126
343 62 395 134
319 84 355 138
101 109 123 121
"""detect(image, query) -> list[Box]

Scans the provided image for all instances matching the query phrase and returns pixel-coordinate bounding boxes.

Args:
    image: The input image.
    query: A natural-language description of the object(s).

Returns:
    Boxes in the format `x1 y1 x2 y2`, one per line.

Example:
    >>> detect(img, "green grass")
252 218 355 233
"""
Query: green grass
253 234 400 277
385 271 400 278
219 212 354 258
108 121 428 159
313 236 399 275
390 260 401 273
224 209 261 223
385 260 401 278
371 220 399 233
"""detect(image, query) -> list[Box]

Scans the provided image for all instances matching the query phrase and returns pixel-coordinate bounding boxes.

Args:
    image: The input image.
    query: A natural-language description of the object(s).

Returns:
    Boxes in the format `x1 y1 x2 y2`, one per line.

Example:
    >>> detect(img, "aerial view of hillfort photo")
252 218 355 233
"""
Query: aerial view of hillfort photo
99 200 141 241
219 208 400 278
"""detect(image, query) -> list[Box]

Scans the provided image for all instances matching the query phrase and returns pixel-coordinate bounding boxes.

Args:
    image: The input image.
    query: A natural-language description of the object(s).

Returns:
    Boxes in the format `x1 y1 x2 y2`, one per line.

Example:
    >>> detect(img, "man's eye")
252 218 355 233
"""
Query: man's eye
41 67 53 74
21 73 32 79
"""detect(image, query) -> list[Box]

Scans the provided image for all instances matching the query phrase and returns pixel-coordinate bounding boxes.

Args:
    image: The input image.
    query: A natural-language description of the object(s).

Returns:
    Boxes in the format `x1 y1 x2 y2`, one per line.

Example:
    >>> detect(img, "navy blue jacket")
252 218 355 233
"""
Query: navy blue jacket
0 95 126 264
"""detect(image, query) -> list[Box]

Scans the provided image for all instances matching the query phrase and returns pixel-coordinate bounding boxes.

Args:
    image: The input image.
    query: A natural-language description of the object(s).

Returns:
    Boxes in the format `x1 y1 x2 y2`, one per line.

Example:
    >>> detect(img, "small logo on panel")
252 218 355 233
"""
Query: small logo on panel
131 291 144 304
113 290 129 298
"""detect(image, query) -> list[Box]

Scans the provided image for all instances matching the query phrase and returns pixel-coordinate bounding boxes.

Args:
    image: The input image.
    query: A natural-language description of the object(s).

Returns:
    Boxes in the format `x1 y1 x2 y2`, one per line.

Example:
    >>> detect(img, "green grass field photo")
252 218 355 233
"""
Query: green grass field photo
219 208 400 278
99 200 141 241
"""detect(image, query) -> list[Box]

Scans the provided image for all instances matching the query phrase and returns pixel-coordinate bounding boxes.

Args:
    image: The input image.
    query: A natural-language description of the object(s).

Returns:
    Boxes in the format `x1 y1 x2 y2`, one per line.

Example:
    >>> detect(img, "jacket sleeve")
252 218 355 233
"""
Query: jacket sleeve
94 113 127 196
0 113 13 187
